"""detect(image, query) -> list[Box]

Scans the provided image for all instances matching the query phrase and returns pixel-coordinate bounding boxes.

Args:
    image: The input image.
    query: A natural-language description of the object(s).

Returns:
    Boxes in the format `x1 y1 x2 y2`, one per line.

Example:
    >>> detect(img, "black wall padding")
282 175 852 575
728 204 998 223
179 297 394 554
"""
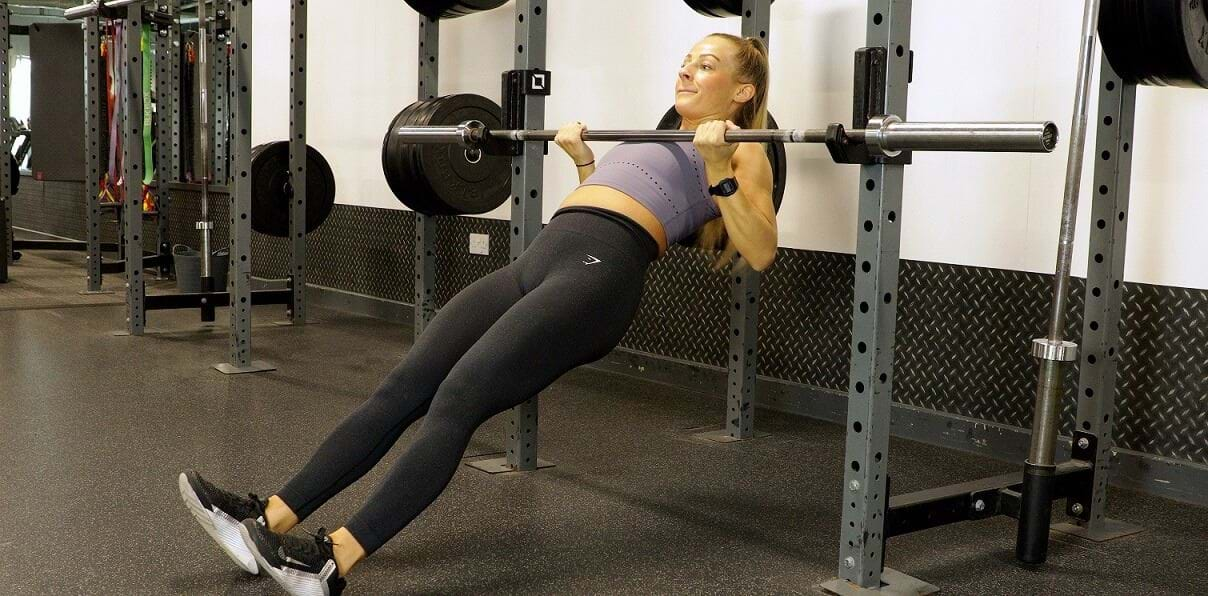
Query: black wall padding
30 23 85 181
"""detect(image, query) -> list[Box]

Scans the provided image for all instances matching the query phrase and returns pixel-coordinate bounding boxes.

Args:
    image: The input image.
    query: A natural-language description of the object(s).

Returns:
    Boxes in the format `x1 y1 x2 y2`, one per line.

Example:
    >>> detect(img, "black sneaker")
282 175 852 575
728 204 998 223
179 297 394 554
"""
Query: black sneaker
178 470 267 574
239 518 347 596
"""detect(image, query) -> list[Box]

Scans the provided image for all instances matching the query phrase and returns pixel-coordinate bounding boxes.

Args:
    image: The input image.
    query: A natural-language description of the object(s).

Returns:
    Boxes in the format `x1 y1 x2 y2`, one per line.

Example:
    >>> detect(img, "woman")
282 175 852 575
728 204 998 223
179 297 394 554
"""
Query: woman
178 33 776 596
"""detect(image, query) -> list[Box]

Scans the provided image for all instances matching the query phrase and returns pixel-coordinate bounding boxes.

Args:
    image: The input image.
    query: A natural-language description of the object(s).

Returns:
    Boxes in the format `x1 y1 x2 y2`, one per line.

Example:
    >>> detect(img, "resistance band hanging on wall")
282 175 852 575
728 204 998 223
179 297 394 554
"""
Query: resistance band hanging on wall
182 35 195 181
98 21 156 213
140 23 155 213
100 21 120 204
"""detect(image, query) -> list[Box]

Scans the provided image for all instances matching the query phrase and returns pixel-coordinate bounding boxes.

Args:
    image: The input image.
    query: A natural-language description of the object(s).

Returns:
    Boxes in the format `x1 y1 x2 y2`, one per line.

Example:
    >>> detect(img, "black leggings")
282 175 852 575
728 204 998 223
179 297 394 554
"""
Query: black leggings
275 208 657 555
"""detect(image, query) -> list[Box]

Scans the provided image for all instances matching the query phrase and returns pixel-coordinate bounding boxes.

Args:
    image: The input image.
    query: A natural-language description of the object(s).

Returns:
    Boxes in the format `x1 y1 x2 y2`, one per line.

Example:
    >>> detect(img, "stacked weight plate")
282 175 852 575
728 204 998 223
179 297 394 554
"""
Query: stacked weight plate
403 0 510 20
1099 0 1208 88
382 94 512 215
683 0 775 18
249 141 337 238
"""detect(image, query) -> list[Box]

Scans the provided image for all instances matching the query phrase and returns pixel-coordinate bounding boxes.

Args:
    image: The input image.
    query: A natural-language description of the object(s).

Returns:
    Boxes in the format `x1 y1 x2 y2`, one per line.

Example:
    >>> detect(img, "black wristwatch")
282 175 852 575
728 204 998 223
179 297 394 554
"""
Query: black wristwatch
708 177 740 197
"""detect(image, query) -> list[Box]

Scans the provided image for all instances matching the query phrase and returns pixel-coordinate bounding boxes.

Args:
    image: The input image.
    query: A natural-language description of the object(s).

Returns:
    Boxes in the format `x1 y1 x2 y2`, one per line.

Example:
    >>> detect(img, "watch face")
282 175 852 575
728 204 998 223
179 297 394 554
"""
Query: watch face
712 178 739 196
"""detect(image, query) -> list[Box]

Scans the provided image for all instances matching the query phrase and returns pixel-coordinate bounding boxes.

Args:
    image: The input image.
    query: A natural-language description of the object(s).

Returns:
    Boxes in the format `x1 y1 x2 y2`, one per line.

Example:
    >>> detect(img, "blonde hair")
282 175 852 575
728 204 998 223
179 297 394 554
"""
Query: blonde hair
689 33 770 271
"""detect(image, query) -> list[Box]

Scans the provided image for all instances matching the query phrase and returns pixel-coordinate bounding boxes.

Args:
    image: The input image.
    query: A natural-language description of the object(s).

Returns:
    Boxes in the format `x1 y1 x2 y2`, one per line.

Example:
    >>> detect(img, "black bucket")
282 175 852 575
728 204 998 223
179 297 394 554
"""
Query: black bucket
173 244 229 293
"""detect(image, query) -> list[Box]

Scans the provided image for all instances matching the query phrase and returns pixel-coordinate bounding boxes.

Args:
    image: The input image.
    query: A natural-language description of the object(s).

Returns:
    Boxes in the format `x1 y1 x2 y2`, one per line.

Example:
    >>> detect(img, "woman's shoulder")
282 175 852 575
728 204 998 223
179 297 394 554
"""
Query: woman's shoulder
734 141 771 166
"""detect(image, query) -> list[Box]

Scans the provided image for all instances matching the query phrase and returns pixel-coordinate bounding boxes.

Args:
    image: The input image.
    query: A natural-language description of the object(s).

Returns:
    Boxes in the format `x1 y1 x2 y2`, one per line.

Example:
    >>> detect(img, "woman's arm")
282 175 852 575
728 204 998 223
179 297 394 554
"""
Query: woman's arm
707 143 777 271
575 161 596 183
555 122 596 183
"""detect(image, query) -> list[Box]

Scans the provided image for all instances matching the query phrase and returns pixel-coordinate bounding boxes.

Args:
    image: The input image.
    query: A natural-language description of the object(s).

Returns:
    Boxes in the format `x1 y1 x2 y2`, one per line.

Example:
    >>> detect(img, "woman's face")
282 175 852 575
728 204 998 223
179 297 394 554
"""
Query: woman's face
675 37 754 123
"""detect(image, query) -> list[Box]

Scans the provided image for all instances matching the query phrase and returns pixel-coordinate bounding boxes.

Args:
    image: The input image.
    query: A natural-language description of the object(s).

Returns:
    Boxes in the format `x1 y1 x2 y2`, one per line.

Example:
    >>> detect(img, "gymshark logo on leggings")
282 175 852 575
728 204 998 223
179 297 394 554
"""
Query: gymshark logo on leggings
582 254 602 265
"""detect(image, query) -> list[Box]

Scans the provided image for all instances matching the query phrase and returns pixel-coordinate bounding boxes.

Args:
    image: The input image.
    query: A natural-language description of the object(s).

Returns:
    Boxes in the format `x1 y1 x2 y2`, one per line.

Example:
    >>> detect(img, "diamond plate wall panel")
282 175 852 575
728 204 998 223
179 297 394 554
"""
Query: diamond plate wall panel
303 205 414 302
166 189 231 254
620 245 730 366
12 179 144 250
1115 284 1208 463
757 250 855 390
13 197 1207 466
434 216 509 306
893 261 1085 431
11 180 89 240
250 230 290 280
166 194 415 301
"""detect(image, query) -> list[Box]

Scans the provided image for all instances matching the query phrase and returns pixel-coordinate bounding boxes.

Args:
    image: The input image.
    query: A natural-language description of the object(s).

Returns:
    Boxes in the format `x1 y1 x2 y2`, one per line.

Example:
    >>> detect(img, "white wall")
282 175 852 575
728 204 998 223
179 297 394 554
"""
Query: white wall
248 0 1208 291
9 34 31 129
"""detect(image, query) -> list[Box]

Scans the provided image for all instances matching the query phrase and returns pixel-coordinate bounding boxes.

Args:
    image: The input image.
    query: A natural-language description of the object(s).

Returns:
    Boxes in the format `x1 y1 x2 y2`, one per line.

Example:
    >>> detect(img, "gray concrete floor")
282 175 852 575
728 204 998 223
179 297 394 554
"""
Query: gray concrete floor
1 250 1205 595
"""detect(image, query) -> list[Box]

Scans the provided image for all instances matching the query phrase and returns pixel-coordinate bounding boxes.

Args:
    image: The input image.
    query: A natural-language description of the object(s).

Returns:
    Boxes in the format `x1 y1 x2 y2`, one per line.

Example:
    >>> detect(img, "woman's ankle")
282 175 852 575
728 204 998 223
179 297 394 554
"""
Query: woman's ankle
329 527 366 578
264 495 300 534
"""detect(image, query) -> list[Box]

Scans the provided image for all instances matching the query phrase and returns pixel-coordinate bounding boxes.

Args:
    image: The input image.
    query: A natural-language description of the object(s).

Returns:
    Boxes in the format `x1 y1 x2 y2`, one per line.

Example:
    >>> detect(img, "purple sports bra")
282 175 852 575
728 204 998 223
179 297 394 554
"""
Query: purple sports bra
579 142 720 245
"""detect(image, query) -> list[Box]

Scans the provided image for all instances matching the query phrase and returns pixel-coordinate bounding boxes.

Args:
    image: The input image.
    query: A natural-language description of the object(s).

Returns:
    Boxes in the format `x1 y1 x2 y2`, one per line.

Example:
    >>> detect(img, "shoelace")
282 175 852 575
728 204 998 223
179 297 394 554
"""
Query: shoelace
287 526 335 564
247 492 266 519
303 526 333 548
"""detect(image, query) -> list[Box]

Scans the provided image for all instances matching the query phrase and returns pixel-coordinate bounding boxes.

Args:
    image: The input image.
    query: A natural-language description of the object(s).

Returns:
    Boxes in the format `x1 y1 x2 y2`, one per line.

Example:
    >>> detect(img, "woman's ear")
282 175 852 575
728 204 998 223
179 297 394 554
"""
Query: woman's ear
734 83 756 104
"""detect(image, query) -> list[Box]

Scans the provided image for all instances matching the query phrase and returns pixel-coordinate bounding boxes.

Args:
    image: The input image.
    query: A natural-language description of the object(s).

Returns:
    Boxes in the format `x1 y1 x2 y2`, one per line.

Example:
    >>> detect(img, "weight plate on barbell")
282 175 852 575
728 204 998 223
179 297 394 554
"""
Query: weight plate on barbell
9 156 18 196
407 98 445 213
419 95 511 214
450 0 509 18
402 0 451 20
403 0 508 20
382 94 511 216
383 99 441 215
1099 0 1208 89
406 97 455 214
249 141 337 238
683 0 776 19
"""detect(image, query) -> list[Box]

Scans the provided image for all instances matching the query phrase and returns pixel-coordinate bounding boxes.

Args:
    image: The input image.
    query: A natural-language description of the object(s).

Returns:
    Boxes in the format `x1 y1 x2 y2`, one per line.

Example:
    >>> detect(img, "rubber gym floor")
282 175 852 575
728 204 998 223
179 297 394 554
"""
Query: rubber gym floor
2 247 1205 595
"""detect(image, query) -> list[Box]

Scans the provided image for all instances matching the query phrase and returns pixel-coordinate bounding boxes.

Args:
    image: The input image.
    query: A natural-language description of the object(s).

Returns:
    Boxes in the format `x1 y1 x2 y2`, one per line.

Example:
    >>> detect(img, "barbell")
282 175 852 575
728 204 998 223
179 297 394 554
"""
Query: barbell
382 93 1058 217
64 0 140 20
401 118 1059 154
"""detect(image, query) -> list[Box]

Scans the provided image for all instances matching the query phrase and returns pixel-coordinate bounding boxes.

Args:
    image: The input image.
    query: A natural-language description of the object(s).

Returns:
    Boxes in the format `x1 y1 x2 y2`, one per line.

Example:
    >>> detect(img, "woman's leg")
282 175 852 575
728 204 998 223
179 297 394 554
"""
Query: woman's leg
272 263 527 525
339 230 649 558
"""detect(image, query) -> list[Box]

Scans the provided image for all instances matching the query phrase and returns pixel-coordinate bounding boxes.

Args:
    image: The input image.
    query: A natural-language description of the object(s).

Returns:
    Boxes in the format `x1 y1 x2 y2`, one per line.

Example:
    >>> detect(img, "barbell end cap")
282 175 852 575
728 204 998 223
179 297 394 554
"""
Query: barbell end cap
1042 122 1060 152
1031 338 1078 362
456 120 487 150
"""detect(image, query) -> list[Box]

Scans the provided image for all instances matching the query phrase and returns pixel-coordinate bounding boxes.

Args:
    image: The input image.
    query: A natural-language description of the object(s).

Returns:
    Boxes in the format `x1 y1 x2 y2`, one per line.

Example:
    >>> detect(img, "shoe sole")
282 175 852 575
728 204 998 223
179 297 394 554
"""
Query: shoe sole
239 521 337 596
177 472 260 574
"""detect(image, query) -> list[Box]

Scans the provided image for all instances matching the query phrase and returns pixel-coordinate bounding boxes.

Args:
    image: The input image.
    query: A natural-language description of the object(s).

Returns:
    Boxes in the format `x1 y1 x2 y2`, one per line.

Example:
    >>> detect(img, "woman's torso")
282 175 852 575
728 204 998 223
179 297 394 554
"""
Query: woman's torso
558 141 720 258
558 186 671 257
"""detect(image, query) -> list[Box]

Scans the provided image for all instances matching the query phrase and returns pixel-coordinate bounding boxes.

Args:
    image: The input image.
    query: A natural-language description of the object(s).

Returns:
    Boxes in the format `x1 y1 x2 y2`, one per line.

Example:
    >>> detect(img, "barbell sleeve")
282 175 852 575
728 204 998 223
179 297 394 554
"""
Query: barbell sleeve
393 118 1058 154
863 117 1061 154
65 0 141 20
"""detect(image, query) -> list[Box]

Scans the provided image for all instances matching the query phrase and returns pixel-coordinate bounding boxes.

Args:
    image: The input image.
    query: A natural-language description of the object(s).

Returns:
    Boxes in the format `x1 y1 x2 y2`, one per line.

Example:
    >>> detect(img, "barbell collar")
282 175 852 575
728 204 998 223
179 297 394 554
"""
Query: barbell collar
864 115 903 158
1030 338 1079 362
392 119 1058 154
